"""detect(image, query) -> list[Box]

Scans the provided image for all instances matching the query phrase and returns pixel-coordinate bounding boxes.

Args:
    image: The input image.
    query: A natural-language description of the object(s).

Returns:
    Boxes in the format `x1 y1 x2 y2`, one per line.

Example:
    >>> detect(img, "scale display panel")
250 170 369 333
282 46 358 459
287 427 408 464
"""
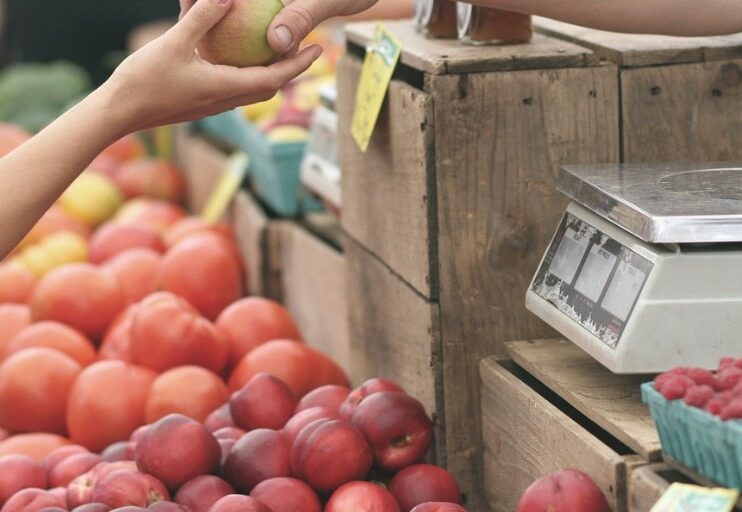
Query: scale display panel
531 212 654 348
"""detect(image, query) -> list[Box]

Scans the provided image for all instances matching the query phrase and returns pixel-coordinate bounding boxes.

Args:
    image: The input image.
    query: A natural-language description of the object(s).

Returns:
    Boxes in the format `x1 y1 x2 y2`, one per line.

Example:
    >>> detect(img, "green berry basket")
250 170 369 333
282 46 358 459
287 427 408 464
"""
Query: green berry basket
642 382 742 488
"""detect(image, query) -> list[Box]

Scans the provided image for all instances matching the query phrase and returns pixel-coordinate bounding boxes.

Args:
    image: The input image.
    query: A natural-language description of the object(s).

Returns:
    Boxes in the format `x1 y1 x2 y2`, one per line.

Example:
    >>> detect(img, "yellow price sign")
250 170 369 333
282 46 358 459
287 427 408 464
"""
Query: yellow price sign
651 483 739 512
351 24 402 153
201 151 250 223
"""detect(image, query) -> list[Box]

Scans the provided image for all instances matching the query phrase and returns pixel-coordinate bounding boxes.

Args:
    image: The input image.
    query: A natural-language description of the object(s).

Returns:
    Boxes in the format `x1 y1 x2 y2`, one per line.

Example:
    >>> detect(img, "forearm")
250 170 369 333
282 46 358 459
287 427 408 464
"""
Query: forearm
474 0 742 36
0 88 123 257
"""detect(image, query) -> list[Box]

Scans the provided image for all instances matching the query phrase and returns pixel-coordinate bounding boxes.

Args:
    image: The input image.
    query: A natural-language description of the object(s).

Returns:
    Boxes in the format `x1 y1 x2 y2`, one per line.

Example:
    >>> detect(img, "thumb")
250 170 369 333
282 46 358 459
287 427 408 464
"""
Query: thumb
267 0 336 54
171 0 233 48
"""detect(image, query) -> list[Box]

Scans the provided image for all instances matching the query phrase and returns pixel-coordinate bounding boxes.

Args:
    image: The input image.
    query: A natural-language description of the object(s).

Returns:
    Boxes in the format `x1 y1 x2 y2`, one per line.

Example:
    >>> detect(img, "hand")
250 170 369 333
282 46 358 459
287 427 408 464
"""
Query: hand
99 0 322 135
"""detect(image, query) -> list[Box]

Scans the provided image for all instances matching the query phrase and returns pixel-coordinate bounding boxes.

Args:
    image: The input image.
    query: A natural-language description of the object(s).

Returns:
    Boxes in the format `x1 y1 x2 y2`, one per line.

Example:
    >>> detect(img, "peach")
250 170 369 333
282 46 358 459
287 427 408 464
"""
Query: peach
43 445 88 473
340 379 405 419
410 504 468 512
325 482 401 512
0 455 47 505
4 321 97 367
389 465 462 512
291 418 373 493
223 429 291 493
112 159 185 204
147 503 185 512
217 439 235 468
517 469 610 512
163 219 234 250
135 414 221 490
66 462 137 509
174 476 234 512
103 250 161 305
281 407 343 444
0 264 36 305
230 373 296 431
0 489 63 512
249 478 321 512
0 433 71 462
71 504 111 512
100 442 130 462
212 428 246 442
204 405 234 433
351 392 433 472
91 470 169 509
89 223 165 264
207 495 273 512
115 200 186 234
47 488 68 503
296 385 350 414
49 452 103 488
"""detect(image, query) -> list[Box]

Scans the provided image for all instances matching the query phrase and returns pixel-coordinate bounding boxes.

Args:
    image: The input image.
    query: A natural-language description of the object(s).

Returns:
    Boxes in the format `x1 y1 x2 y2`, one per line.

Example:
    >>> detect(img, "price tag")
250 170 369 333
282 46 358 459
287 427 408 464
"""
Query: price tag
651 483 739 512
301 104 342 208
201 151 250 223
351 24 402 152
154 125 175 161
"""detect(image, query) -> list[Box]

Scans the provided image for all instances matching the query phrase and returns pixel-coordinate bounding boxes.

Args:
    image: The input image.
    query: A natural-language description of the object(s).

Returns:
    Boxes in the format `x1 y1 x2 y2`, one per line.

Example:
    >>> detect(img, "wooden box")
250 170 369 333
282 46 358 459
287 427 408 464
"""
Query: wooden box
338 20 620 504
481 339 661 512
536 18 742 161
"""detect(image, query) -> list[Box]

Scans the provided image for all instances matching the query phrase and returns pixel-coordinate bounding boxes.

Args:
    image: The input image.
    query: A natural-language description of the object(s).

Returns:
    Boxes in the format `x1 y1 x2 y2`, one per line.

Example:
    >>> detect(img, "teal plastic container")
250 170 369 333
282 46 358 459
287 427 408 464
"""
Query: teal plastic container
642 382 742 487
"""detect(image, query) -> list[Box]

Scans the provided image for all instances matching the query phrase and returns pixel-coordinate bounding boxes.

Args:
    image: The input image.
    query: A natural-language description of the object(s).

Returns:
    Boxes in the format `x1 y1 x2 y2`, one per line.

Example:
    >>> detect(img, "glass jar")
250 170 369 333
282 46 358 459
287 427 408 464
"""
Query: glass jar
457 3 533 45
415 0 458 39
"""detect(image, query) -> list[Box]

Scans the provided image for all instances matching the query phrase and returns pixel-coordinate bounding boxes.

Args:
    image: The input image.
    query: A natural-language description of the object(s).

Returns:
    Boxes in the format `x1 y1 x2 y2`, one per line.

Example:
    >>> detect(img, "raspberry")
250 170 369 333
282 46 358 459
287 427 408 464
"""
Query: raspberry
719 357 737 372
684 368 716 387
683 385 716 408
720 399 742 420
659 375 694 400
717 367 742 391
705 394 733 416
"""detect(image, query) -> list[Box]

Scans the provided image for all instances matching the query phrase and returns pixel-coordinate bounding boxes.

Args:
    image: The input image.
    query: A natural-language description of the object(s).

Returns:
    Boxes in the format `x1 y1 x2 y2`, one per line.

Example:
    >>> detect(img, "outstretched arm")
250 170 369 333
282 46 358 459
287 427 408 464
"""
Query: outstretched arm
0 0 321 258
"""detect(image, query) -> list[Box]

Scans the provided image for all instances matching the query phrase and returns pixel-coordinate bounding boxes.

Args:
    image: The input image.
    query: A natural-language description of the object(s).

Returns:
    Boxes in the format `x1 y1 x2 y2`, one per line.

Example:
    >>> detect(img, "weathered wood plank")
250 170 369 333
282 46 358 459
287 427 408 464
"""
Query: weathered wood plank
345 20 599 75
338 55 437 299
179 135 228 215
536 17 742 68
432 64 620 504
230 191 269 297
481 358 627 512
506 339 661 461
279 223 352 376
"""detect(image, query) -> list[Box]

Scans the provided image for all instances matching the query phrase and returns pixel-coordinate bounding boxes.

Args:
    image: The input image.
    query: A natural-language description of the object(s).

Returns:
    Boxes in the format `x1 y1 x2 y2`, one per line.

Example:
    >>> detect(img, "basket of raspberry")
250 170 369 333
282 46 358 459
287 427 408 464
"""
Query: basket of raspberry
641 358 742 488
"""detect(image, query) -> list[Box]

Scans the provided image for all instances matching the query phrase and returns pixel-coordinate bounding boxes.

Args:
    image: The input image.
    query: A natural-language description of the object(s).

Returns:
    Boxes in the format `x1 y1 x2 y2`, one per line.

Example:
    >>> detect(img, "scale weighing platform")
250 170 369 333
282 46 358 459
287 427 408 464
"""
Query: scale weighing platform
526 163 742 374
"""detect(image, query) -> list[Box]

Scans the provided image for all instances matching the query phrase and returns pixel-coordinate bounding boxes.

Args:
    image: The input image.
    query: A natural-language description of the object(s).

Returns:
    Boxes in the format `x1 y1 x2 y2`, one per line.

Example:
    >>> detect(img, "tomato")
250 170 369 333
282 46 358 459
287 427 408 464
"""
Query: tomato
3 321 96 367
0 304 31 356
0 348 82 434
145 366 229 423
115 199 187 234
229 340 349 398
66 360 156 452
159 233 243 320
103 249 162 304
31 263 126 341
98 307 135 362
113 159 185 203
0 264 37 304
89 222 165 264
16 206 91 251
130 292 229 374
0 434 71 462
216 298 302 369
99 134 146 163
163 218 235 249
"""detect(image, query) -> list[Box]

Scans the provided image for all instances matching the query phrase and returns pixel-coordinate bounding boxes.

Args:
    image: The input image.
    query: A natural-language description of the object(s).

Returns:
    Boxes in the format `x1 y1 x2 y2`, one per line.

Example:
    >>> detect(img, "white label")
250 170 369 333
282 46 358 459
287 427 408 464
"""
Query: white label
575 245 617 302
549 228 589 284
602 260 647 322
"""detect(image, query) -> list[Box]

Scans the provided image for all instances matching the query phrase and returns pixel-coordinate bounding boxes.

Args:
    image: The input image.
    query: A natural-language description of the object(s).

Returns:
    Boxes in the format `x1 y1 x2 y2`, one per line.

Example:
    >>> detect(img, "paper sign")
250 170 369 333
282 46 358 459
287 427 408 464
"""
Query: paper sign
351 24 402 152
651 483 739 512
154 125 175 161
201 151 250 223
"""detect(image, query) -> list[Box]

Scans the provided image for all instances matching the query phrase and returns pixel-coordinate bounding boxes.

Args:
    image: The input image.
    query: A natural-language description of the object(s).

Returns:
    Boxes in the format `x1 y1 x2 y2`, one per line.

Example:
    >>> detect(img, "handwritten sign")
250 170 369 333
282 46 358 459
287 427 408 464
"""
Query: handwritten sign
651 483 739 512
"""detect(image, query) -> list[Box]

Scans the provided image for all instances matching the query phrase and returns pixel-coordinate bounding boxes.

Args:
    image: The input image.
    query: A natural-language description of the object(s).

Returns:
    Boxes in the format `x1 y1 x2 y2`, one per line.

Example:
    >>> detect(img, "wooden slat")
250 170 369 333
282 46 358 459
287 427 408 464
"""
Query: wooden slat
230 191 277 298
536 17 742 68
344 237 444 460
279 223 352 376
345 20 599 75
481 358 627 512
431 63 620 504
629 464 675 512
338 55 437 299
621 61 742 162
179 135 228 215
506 339 661 461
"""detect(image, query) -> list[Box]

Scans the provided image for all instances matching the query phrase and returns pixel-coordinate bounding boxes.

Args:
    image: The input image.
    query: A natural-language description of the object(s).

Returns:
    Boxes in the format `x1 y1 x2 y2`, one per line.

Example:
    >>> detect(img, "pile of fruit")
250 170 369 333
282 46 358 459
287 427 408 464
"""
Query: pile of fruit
0 127 467 512
653 359 742 419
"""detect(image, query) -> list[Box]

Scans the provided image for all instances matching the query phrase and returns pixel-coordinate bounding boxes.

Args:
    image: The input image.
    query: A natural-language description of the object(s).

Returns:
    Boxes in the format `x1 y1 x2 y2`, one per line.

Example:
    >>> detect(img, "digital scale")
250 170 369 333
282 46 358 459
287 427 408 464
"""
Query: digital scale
526 164 742 374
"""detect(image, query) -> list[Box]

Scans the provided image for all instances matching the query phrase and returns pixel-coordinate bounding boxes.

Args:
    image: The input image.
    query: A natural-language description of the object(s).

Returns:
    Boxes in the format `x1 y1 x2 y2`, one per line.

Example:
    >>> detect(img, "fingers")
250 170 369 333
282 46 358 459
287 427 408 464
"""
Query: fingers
170 0 233 49
178 0 196 20
267 0 338 54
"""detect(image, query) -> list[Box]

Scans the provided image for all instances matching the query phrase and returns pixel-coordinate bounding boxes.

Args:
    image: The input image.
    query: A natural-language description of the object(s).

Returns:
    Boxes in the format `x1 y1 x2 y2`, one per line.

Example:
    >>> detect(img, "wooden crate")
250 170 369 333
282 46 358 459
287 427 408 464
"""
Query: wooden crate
536 18 742 162
338 20 620 505
481 339 661 512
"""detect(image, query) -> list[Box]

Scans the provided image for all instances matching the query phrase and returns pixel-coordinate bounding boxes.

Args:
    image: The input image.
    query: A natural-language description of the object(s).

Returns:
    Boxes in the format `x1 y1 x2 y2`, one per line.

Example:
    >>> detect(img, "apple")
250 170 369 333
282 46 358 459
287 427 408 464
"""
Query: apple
207 495 273 512
204 405 235 433
175 476 234 512
224 429 291 493
389 465 462 511
517 469 610 512
49 452 103 487
295 385 350 414
340 379 405 419
91 469 169 509
249 478 321 512
1 489 63 512
410 504 468 512
135 414 221 490
290 419 373 493
325 481 401 512
230 373 296 431
351 392 433 472
0 455 47 505
281 406 342 443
